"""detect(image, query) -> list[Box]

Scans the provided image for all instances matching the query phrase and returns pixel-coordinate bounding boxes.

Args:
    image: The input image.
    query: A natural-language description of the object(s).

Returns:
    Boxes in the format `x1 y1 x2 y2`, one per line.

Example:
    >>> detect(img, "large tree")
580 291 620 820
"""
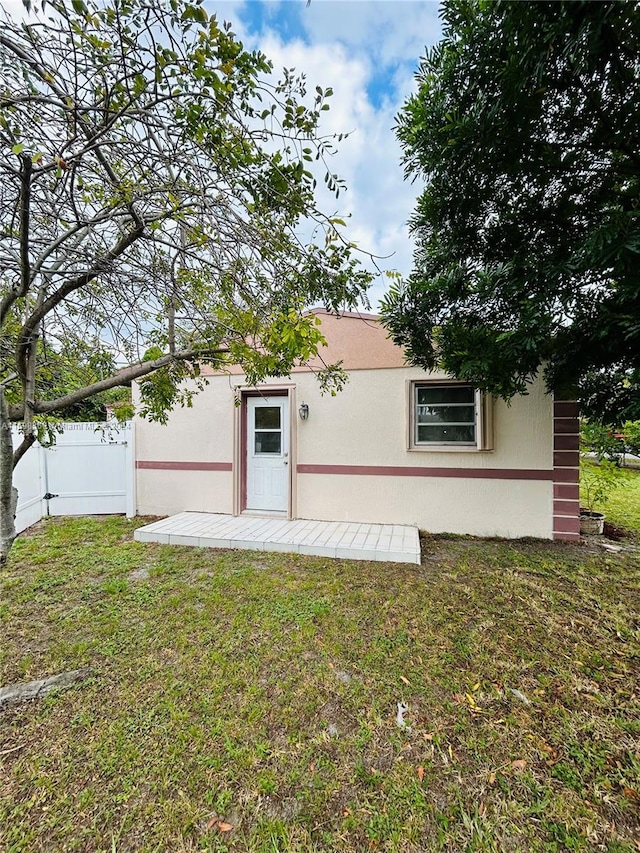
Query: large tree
381 0 640 421
0 0 372 561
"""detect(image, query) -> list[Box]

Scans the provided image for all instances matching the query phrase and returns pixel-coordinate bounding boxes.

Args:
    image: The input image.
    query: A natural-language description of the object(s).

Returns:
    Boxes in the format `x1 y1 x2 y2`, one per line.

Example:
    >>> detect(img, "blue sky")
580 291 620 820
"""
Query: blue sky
208 0 444 307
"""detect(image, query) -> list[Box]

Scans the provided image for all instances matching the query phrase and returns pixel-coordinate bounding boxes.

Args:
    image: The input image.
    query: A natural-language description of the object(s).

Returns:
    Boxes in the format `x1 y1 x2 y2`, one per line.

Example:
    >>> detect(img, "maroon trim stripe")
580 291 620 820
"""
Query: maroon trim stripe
138 461 561 482
554 483 579 500
552 398 580 541
554 417 580 434
554 499 580 516
297 463 555 481
553 516 581 534
137 461 232 471
554 450 579 467
554 401 579 418
556 533 581 543
554 434 580 451
552 468 580 483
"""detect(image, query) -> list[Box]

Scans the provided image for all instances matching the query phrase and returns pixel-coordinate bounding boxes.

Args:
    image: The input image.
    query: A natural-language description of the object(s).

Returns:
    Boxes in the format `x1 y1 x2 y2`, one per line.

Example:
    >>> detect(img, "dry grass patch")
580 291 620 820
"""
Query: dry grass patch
0 516 639 852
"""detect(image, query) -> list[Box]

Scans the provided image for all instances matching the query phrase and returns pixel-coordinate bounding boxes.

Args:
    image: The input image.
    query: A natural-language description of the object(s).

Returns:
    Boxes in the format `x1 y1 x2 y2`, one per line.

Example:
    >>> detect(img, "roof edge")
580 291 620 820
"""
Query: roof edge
304 307 381 322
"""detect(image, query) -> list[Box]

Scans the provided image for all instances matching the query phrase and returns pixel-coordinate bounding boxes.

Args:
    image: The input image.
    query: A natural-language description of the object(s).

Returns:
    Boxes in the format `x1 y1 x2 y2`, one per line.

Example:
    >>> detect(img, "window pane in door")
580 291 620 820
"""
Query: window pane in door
255 406 281 429
255 431 281 454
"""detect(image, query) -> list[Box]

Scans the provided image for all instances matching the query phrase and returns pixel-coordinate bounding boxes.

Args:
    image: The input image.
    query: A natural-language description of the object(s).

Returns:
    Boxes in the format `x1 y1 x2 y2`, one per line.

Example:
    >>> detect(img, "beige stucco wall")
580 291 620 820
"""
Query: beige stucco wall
296 474 551 537
134 365 554 538
293 367 551 471
137 469 233 517
133 375 235 517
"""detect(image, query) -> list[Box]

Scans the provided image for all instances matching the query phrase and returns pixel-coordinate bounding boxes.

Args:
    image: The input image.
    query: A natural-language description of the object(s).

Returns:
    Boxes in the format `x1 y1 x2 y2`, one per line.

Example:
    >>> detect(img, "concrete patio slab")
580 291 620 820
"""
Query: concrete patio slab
134 512 421 564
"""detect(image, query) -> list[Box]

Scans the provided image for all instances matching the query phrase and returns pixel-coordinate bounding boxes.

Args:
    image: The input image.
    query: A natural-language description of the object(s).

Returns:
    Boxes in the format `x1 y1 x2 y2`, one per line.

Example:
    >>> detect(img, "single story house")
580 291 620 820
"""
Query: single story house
133 310 580 541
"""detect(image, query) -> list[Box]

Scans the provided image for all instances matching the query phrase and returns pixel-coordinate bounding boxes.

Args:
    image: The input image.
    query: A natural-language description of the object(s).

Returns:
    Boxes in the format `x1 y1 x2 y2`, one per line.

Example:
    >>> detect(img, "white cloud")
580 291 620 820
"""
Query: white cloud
225 2 443 307
1 0 38 20
299 0 441 71
1 0 25 16
252 35 410 305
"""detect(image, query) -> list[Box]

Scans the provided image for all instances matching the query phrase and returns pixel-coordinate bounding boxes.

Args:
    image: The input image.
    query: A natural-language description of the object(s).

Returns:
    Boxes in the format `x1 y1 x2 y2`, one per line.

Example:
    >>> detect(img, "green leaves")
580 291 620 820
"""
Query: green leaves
384 0 640 418
181 2 208 24
579 458 627 514
0 0 371 442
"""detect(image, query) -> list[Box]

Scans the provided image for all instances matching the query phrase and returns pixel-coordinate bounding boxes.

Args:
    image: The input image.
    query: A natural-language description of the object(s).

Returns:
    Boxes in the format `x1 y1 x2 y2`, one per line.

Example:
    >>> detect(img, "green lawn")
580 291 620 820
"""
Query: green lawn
605 467 640 536
1 514 639 853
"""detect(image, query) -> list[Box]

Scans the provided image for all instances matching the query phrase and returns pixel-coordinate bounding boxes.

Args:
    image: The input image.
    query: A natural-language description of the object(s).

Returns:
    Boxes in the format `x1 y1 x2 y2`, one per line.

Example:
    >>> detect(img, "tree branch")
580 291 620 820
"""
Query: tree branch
19 155 31 294
0 388 18 563
12 432 36 469
16 221 145 381
27 346 228 417
0 154 32 326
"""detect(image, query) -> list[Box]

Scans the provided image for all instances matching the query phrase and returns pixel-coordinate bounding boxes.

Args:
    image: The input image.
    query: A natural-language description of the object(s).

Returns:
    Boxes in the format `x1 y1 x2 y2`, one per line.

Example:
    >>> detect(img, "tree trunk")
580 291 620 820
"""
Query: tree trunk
0 389 18 565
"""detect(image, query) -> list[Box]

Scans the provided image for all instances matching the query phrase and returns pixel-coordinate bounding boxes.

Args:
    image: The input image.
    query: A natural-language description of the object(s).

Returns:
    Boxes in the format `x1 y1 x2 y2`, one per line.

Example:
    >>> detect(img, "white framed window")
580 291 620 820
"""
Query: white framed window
408 382 493 451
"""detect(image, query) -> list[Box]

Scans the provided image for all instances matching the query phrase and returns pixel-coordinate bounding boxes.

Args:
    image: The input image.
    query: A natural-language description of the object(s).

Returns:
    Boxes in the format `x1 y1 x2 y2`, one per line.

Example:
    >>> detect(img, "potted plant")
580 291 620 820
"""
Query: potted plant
579 458 625 535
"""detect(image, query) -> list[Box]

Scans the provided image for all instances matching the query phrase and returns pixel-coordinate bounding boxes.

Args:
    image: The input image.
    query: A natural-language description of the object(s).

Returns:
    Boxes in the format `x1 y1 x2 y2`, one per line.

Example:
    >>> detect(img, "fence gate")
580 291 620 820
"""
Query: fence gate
13 422 134 534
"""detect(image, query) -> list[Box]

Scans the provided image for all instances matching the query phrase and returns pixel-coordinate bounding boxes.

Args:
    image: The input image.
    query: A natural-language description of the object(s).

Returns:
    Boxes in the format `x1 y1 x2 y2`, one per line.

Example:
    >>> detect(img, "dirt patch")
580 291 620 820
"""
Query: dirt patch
603 520 628 541
129 567 150 581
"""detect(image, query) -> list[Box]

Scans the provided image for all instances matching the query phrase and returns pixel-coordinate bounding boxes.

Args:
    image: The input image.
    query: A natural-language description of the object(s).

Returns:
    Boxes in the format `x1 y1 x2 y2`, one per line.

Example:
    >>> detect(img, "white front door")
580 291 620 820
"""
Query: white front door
246 396 289 512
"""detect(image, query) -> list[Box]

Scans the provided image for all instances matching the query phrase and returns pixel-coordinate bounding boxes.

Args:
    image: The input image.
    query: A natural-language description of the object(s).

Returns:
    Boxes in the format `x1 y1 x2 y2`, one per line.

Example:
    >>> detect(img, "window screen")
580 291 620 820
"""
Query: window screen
415 385 476 445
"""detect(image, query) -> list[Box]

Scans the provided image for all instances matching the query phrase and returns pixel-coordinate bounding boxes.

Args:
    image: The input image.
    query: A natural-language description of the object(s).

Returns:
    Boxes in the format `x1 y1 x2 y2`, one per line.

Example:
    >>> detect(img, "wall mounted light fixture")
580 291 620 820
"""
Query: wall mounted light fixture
298 402 309 421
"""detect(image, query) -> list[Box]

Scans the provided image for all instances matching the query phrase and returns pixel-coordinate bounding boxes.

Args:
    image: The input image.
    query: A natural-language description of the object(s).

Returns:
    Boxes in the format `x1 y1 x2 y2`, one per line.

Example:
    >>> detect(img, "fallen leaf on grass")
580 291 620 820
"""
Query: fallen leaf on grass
510 759 526 771
622 787 639 801
540 742 560 765
417 766 425 782
205 816 234 833
488 772 496 785
478 801 485 816
400 675 411 686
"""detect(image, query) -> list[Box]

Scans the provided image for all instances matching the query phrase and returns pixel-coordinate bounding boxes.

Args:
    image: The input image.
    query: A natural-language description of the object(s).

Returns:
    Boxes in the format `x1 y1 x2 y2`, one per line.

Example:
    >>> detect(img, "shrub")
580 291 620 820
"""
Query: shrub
580 459 627 514
580 421 625 463
622 420 640 457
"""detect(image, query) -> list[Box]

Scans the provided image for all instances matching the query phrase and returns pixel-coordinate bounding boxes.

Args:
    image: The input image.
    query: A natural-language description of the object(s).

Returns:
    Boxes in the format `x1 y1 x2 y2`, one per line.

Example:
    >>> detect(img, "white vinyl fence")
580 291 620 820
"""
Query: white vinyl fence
13 422 134 534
